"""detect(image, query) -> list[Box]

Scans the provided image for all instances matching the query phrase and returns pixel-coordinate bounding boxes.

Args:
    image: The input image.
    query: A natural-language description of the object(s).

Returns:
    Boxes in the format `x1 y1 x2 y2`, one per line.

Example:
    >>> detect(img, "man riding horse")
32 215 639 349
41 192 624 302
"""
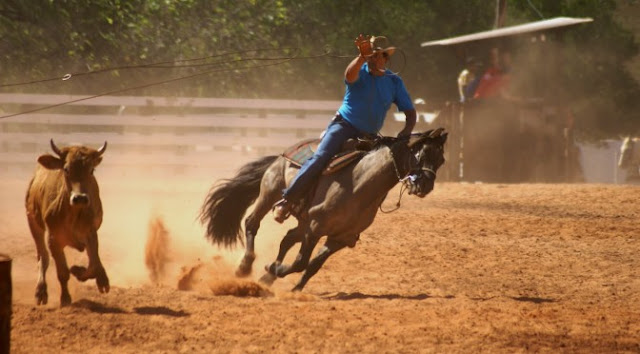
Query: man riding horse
199 35 447 291
272 34 417 222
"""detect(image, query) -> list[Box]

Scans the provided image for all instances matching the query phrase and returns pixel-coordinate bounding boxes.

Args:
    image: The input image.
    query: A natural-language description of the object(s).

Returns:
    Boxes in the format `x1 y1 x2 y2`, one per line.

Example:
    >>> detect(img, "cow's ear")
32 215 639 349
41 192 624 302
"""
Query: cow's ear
37 154 63 170
94 156 103 167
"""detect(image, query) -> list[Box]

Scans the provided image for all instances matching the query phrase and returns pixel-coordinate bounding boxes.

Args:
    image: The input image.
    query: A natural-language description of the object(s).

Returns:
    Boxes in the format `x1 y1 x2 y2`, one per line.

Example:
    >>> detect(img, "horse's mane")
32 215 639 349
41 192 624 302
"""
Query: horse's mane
371 129 439 152
374 136 398 149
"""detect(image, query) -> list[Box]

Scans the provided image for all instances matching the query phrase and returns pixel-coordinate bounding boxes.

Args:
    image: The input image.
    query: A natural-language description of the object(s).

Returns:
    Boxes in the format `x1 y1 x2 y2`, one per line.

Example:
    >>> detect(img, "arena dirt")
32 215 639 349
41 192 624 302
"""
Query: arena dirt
2 174 639 353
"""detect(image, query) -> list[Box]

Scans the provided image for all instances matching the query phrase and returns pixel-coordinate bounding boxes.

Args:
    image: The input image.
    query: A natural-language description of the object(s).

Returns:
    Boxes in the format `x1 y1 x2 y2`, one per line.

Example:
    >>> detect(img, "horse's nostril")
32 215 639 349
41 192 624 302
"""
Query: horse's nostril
71 194 89 205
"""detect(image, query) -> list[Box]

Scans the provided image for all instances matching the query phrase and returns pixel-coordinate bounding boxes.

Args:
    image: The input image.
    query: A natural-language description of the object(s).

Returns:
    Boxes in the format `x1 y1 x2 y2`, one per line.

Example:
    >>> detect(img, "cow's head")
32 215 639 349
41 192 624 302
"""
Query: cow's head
38 139 107 207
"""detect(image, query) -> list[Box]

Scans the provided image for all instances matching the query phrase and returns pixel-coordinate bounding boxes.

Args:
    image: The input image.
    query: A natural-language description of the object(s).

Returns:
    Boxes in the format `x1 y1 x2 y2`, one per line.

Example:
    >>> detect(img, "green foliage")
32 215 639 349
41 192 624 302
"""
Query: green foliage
0 0 638 137
507 0 640 138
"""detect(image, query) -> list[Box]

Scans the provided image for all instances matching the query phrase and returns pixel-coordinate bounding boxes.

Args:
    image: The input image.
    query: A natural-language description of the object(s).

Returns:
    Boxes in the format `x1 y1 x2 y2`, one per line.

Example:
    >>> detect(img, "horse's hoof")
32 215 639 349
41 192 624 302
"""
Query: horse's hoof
236 257 254 277
264 262 279 275
258 272 276 286
235 266 252 278
291 285 303 292
274 264 290 278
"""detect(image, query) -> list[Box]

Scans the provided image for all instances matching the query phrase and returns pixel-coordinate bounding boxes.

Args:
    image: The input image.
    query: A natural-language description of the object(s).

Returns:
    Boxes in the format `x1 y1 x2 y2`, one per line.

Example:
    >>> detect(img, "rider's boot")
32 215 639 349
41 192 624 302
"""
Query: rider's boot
272 199 291 224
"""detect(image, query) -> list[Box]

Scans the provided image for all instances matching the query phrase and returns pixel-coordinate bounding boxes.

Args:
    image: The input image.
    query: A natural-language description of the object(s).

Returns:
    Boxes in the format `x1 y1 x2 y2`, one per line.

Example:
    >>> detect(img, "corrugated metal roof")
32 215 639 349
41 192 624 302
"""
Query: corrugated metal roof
421 17 593 47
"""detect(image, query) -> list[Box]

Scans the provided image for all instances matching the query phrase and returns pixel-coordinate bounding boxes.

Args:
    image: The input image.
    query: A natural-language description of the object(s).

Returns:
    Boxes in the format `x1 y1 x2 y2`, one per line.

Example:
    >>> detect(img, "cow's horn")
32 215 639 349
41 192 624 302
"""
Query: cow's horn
97 141 107 155
50 139 63 156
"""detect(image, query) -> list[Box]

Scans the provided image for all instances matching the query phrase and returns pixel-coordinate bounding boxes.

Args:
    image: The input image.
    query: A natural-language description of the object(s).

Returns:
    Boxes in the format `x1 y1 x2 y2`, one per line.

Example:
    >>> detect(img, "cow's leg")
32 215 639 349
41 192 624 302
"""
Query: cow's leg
292 238 347 292
260 225 304 285
48 238 71 307
28 217 48 305
70 231 110 293
236 192 279 277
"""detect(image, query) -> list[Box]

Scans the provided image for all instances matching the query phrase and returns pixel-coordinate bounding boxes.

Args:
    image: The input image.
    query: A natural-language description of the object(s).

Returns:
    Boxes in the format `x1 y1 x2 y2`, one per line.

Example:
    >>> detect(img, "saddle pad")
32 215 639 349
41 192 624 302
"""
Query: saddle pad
282 138 320 167
282 139 367 175
322 150 367 175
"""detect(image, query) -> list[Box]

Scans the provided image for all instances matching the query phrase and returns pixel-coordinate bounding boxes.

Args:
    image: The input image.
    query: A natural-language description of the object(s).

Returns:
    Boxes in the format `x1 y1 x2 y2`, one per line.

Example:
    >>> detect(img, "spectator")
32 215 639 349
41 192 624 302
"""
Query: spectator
457 57 483 103
473 47 509 99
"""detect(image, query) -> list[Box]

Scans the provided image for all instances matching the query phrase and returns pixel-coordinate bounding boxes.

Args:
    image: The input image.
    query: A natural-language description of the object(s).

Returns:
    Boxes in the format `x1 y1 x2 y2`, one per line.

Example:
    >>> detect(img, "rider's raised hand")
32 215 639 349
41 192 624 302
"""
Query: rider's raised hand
354 34 373 57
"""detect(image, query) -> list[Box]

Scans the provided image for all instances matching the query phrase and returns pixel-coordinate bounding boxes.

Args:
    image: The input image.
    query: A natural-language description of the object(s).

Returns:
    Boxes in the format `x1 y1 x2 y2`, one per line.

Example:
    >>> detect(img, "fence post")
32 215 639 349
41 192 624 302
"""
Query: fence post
0 254 11 354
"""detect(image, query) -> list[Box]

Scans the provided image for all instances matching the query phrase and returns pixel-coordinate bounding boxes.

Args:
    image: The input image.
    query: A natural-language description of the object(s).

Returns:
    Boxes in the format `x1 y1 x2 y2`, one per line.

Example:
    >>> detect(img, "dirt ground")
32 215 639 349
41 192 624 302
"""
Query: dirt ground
2 162 640 353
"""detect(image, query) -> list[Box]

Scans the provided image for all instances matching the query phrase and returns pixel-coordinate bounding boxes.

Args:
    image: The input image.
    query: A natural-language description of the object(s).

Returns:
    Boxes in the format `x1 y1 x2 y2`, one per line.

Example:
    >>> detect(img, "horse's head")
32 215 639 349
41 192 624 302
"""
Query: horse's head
619 137 635 168
402 128 448 197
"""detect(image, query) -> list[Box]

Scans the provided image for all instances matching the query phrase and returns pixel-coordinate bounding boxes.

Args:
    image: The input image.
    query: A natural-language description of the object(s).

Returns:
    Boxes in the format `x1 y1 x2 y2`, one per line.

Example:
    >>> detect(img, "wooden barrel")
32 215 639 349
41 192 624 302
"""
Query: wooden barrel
0 254 11 354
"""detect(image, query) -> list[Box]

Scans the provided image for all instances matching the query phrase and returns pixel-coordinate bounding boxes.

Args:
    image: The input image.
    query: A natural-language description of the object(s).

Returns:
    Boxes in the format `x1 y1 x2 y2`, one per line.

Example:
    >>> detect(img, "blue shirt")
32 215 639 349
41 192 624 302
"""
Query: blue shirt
337 63 414 134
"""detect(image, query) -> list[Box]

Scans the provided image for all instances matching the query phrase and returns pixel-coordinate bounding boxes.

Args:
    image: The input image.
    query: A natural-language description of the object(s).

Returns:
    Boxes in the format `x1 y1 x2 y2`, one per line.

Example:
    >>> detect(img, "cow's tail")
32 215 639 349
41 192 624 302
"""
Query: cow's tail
199 155 279 248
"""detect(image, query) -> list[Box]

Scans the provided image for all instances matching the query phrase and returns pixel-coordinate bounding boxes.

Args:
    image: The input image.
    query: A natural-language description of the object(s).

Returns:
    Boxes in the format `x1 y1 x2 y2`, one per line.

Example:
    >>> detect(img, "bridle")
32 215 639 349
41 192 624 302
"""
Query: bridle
381 137 439 213
389 137 437 183
413 145 439 180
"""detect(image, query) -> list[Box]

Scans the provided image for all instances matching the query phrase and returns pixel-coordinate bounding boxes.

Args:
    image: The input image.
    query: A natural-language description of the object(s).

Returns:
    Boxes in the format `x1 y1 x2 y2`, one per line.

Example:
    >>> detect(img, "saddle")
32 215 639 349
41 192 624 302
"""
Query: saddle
281 137 378 175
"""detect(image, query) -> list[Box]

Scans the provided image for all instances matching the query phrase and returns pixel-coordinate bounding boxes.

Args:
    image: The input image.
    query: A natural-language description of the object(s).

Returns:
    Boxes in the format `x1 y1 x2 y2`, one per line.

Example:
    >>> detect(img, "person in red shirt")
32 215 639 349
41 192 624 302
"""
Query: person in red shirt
473 47 510 99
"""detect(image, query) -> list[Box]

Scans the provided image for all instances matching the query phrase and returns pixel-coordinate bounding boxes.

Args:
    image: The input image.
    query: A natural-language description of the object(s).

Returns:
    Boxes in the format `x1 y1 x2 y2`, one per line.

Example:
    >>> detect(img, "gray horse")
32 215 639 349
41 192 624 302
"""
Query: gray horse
199 128 448 291
619 136 640 180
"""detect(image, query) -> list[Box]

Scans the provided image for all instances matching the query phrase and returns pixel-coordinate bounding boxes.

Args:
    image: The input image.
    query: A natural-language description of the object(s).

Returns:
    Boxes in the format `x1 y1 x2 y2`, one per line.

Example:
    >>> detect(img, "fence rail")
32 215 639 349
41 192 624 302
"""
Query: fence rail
1 93 343 177
1 93 450 179
0 93 341 110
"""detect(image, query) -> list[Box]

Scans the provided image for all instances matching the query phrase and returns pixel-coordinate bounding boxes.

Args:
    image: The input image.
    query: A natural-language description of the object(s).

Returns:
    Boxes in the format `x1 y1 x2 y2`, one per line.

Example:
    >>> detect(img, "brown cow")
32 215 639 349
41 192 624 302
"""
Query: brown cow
25 139 110 307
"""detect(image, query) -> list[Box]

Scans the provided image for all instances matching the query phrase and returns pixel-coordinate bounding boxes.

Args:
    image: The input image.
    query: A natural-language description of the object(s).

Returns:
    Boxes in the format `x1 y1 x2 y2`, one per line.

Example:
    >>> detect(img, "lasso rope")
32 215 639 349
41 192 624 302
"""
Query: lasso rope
0 47 333 120
0 42 409 120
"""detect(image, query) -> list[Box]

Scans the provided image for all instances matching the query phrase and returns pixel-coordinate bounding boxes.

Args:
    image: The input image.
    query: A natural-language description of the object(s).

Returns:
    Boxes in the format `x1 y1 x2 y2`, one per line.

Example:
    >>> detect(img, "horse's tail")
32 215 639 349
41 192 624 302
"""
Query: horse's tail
199 155 279 248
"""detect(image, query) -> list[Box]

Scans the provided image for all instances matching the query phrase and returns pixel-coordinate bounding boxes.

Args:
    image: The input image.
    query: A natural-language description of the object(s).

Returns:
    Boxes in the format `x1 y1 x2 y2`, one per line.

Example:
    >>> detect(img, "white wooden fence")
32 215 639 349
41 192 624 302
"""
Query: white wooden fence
577 139 632 184
0 93 342 178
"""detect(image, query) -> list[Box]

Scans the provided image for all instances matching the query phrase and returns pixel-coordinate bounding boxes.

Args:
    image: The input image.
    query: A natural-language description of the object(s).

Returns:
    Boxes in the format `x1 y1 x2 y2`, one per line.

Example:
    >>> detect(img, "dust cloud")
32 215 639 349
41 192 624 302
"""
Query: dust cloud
1 134 315 306
144 216 171 284
103 151 300 297
176 257 272 297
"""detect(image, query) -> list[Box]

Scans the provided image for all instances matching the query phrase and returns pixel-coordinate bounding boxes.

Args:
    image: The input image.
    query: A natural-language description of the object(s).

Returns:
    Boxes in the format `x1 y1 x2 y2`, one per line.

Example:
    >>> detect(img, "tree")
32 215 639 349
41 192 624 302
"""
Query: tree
507 0 640 138
0 0 638 137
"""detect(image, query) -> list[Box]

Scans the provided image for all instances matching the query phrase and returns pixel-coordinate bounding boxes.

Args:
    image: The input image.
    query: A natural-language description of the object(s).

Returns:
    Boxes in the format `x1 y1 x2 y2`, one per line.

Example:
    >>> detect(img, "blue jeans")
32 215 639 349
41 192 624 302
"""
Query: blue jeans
283 115 362 202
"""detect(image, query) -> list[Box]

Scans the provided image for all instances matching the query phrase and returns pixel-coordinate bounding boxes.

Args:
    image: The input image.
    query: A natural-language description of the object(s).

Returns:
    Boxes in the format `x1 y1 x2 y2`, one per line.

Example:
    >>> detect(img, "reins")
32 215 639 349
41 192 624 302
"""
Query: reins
379 138 415 214
379 182 408 213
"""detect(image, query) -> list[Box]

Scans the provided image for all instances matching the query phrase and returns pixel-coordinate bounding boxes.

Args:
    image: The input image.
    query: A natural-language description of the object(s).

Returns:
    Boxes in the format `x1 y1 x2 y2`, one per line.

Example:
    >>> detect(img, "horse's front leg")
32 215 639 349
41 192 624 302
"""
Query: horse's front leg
272 231 319 279
292 238 347 292
261 224 304 283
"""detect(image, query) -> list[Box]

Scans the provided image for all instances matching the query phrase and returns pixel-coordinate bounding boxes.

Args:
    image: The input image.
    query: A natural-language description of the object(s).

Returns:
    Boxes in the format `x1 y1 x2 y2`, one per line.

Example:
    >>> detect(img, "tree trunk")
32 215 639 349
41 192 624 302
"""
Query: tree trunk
0 254 11 354
494 0 507 29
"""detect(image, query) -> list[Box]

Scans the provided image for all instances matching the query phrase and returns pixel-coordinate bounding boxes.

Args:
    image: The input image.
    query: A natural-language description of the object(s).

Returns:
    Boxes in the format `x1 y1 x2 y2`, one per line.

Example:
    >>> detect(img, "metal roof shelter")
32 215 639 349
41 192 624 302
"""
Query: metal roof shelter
421 17 593 47
418 17 594 183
